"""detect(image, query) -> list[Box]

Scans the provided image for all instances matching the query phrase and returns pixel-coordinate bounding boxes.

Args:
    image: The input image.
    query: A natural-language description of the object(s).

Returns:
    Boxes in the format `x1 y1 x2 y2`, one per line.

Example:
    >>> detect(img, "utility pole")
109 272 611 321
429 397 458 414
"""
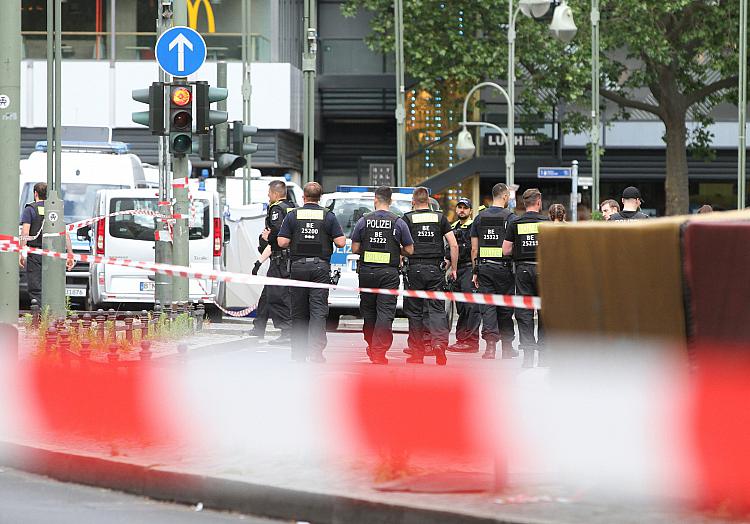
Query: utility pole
171 0 189 302
155 0 173 306
0 0 21 326
591 0 601 210
302 0 318 184
216 62 229 214
394 0 406 187
739 0 747 210
42 0 66 317
506 0 517 189
241 0 253 204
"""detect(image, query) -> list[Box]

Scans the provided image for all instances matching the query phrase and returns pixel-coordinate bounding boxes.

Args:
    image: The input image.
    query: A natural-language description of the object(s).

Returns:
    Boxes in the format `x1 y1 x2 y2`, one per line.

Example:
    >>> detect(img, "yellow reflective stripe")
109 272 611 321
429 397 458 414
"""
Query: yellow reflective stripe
296 209 325 220
363 251 390 264
411 212 439 224
479 247 504 258
517 223 539 235
37 206 45 216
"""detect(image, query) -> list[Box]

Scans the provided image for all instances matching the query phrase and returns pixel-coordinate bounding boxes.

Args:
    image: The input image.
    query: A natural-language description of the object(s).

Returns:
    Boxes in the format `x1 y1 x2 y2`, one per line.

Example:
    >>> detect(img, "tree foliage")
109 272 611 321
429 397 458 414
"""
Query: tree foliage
343 0 743 214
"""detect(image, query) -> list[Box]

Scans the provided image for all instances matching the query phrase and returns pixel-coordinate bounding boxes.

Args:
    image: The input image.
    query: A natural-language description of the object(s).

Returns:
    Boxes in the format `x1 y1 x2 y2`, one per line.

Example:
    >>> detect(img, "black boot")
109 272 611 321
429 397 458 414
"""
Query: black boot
406 348 424 364
434 346 447 366
482 341 497 360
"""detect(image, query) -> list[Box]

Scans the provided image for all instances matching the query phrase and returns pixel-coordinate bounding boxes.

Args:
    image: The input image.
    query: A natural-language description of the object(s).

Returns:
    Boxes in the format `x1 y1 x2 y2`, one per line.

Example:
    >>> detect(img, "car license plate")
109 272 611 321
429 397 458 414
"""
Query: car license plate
65 288 86 297
140 281 155 292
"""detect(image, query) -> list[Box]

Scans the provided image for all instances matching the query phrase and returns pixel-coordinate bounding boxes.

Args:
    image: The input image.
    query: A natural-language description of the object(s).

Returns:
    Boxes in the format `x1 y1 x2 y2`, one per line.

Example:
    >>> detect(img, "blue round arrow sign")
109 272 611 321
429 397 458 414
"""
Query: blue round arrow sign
155 26 207 78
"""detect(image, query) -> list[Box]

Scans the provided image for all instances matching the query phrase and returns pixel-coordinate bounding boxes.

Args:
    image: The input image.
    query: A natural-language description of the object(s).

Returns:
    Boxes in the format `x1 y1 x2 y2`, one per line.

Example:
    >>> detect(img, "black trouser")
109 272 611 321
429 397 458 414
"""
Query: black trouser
515 262 543 351
477 260 515 346
454 265 480 346
253 287 269 333
26 253 43 305
359 265 399 354
404 263 449 351
290 258 330 358
267 255 292 334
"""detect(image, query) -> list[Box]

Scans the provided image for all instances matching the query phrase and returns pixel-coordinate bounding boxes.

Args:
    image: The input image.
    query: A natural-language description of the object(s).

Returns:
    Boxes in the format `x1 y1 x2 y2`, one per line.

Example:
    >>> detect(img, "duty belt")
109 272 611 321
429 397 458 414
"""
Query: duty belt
292 256 329 263
270 249 290 260
480 259 512 266
408 258 443 267
516 260 538 265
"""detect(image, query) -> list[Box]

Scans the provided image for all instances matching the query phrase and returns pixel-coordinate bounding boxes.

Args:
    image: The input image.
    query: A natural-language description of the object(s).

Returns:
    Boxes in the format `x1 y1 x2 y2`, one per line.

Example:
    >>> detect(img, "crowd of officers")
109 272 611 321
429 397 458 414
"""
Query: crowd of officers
252 180 651 366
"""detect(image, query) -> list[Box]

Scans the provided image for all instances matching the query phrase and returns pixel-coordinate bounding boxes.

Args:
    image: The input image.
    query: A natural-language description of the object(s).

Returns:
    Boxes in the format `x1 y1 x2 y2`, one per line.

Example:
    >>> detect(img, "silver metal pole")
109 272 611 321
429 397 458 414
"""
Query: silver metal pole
0 0 22 325
302 0 317 184
591 0 601 209
241 0 253 204
155 1 173 306
461 82 512 183
739 0 747 209
394 0 406 186
571 160 579 222
217 62 229 214
507 1 517 188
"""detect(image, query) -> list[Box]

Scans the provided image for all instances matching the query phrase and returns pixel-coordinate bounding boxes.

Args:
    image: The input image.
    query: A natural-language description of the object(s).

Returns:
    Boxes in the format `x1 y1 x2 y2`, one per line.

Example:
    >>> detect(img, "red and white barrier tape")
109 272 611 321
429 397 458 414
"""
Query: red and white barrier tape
1 237 541 309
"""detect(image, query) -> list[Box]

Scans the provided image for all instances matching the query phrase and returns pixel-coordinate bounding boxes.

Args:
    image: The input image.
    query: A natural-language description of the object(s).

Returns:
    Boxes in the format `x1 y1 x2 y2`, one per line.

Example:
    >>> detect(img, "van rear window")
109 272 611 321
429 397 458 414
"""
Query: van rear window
109 198 210 241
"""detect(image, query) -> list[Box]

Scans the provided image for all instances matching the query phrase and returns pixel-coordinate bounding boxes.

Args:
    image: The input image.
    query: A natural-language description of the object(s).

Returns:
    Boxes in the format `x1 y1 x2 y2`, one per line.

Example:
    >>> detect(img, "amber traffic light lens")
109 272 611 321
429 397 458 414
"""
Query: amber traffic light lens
171 87 191 107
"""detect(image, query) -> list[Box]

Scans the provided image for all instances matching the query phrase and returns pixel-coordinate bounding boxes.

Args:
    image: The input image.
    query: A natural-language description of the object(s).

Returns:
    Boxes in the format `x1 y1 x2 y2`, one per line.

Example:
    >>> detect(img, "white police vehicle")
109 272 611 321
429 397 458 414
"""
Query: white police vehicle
321 186 440 330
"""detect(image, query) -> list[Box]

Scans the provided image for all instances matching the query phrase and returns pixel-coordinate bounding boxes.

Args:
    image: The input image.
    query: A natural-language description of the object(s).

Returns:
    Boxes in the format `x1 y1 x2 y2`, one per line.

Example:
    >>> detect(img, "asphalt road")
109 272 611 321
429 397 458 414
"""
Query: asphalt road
0 467 283 524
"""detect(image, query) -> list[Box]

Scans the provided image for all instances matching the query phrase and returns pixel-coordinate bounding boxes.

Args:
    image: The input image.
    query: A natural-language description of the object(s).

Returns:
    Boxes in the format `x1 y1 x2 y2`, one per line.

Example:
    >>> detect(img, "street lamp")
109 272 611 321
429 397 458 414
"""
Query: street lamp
508 0 578 187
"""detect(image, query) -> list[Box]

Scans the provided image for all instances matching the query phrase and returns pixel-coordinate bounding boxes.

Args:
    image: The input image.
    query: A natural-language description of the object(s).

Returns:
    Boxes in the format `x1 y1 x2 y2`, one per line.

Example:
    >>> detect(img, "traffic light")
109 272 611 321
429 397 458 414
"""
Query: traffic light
194 81 229 134
132 82 165 135
169 84 194 156
231 121 258 157
213 124 245 175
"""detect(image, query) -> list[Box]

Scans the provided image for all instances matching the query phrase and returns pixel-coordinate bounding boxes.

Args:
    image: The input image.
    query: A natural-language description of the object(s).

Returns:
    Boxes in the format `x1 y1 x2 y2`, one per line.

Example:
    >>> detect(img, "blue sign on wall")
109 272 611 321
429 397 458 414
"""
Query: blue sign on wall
155 26 207 77
537 167 573 178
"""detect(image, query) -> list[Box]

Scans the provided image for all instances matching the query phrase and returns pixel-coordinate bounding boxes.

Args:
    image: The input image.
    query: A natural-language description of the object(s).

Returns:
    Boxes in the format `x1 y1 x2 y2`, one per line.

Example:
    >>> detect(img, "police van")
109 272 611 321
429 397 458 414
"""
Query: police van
86 187 223 319
19 141 148 305
320 186 440 330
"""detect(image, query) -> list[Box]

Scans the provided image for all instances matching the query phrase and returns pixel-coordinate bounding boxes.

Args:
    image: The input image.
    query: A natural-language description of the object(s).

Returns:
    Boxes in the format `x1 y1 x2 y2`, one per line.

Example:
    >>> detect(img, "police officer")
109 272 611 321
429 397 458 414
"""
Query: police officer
609 186 649 220
503 188 548 368
447 197 481 353
351 186 414 365
402 187 458 366
277 182 346 363
261 180 294 344
19 182 74 304
470 183 516 360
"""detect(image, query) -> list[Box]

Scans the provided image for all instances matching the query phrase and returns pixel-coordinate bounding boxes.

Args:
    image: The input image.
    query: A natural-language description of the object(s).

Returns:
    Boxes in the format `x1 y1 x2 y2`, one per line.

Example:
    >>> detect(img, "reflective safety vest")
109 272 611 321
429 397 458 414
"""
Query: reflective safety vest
476 207 512 261
451 218 473 265
404 209 444 260
512 213 546 262
360 211 401 268
25 201 45 248
289 205 333 259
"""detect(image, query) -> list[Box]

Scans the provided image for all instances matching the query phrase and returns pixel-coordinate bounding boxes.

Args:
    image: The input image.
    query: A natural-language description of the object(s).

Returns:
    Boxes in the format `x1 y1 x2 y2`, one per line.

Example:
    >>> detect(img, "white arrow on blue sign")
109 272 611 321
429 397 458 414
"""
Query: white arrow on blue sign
537 167 572 178
155 26 207 77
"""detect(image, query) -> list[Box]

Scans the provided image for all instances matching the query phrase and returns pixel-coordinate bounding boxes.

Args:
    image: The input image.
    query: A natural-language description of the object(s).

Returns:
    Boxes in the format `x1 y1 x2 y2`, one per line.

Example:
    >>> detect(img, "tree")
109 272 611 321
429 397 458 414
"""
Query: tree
343 0 743 215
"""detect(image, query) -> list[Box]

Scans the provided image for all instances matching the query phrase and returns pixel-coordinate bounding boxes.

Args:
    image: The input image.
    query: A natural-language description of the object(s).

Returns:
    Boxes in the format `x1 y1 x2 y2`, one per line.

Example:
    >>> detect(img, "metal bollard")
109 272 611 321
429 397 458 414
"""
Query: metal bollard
194 301 204 332
140 310 149 339
107 341 119 365
107 308 116 323
124 314 134 343
96 316 106 345
59 329 71 364
70 317 80 335
79 338 91 361
45 327 57 354
139 339 152 362
154 304 162 322
30 299 40 329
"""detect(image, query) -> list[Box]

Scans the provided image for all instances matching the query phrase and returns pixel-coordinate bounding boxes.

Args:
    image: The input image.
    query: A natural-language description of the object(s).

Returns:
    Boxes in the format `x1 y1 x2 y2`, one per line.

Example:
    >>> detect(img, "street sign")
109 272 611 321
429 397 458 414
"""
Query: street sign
155 26 206 77
578 176 594 186
537 167 572 178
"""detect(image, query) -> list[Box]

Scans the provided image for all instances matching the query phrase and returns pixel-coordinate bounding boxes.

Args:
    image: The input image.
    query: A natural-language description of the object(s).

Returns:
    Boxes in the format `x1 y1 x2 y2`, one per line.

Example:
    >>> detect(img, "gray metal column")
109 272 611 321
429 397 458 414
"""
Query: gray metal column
0 0 21 324
394 0 406 186
739 0 747 209
216 62 229 213
242 0 253 204
42 0 66 317
302 0 318 184
591 0 601 209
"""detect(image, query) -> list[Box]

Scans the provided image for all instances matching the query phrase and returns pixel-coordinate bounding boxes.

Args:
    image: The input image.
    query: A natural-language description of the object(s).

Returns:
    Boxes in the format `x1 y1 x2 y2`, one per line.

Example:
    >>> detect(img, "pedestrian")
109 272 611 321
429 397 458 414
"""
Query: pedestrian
502 188 548 368
697 204 713 214
350 186 414 364
609 187 649 220
19 182 75 305
402 187 458 365
277 182 346 363
470 183 517 360
548 203 567 223
248 241 273 339
599 199 620 221
261 180 294 345
447 197 481 353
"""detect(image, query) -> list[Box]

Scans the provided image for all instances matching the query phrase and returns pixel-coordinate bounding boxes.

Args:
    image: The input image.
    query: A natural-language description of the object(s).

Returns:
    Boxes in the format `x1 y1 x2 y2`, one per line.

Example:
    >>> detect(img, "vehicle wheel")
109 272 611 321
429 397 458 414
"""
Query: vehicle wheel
326 313 340 332
206 305 223 324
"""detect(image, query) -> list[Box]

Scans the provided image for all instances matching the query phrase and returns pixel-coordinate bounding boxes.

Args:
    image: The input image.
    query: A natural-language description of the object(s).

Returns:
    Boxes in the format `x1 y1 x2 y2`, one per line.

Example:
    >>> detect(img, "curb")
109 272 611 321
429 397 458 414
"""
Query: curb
0 441 529 524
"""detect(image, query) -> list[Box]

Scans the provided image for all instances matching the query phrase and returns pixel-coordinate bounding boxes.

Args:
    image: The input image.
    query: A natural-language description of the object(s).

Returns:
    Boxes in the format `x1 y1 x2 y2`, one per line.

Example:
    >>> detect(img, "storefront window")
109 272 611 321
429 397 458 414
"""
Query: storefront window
21 0 272 62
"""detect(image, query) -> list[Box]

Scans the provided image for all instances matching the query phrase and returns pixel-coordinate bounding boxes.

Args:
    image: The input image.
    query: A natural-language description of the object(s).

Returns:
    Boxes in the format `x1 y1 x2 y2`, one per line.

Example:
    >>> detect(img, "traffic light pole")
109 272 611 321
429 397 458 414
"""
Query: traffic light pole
302 0 317 184
42 0 66 318
241 0 253 205
216 62 229 214
0 0 21 327
155 1 173 306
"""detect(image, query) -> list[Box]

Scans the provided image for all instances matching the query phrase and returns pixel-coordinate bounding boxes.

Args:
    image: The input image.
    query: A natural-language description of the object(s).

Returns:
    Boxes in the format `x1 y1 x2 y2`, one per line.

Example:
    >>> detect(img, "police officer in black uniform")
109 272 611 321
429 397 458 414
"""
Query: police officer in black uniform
351 186 414 364
470 183 516 360
261 180 294 344
503 188 548 368
609 186 650 220
277 182 346 363
402 187 458 366
447 197 481 353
